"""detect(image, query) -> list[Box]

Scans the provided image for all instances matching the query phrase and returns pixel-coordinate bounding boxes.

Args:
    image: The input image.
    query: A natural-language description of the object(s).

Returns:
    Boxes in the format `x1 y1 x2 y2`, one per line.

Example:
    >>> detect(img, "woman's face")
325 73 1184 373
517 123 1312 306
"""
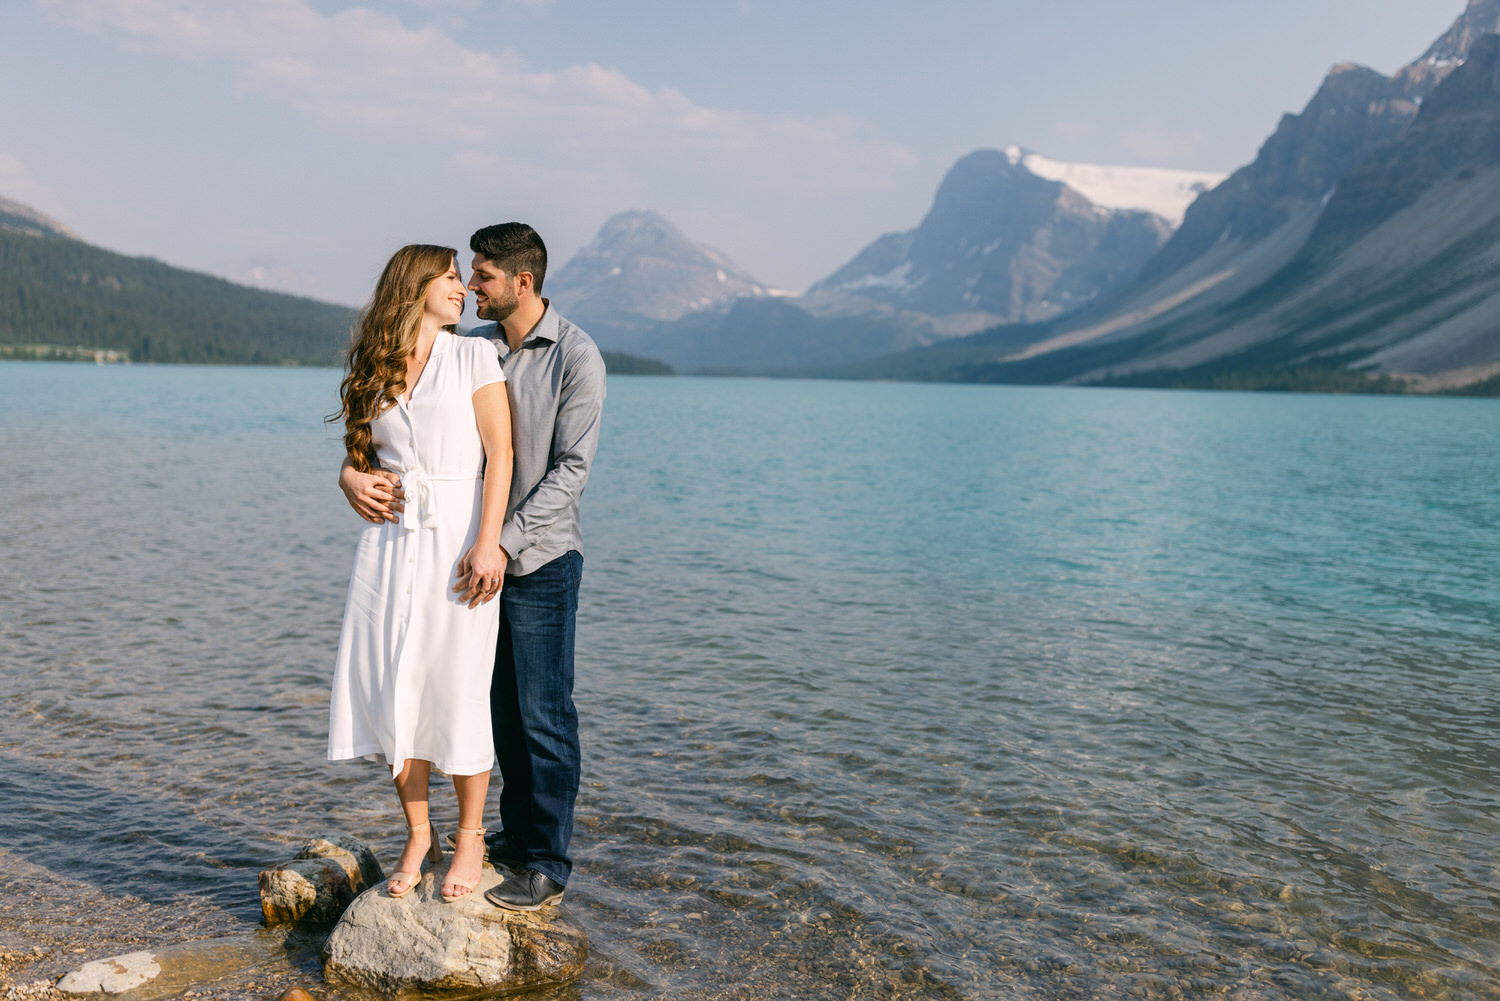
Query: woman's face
423 260 467 327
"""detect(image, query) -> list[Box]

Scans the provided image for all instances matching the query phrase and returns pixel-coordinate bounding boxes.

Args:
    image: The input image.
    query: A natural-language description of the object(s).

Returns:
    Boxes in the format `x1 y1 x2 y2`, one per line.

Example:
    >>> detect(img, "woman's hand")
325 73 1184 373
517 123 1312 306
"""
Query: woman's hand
339 463 405 523
454 543 508 608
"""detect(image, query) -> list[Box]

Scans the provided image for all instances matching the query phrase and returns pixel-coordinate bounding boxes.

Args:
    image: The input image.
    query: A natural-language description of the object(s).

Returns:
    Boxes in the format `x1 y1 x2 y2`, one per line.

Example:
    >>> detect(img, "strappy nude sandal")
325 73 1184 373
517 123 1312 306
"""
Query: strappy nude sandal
388 820 443 898
442 826 486 902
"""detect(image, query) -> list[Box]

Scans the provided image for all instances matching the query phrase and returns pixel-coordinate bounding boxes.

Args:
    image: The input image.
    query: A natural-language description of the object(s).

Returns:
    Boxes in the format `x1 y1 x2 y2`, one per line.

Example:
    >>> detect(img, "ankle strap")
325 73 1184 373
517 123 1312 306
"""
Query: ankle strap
454 826 486 837
406 819 433 832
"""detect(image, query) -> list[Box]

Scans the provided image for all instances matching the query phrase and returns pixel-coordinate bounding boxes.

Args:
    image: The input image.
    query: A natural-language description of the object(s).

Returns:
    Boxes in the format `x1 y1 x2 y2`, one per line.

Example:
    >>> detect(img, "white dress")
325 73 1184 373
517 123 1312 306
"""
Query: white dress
328 332 506 777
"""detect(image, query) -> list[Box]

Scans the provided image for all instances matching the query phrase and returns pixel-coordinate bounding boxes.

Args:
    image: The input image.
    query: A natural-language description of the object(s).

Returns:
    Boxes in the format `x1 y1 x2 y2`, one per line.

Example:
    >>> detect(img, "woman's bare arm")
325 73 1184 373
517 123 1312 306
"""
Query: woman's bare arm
455 382 514 606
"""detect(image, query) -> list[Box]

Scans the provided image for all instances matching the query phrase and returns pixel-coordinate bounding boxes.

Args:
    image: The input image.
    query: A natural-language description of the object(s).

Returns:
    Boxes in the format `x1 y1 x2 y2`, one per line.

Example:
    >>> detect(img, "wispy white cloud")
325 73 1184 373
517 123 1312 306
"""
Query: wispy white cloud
32 0 920 295
41 0 912 194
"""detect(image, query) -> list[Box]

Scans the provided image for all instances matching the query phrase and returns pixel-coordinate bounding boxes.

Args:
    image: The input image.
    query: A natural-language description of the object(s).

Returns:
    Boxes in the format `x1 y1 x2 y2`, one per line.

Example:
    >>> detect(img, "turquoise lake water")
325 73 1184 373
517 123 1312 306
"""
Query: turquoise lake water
2 360 1499 1000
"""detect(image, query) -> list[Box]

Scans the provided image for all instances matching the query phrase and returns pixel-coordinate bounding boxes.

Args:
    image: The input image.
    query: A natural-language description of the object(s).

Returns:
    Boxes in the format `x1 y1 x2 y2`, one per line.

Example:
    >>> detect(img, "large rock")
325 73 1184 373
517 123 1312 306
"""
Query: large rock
259 834 383 929
323 859 588 995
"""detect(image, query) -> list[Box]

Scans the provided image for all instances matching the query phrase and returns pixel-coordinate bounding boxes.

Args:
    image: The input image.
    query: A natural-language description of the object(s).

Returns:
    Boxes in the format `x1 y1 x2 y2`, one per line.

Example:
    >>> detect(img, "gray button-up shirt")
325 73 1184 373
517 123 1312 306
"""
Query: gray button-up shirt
468 304 606 577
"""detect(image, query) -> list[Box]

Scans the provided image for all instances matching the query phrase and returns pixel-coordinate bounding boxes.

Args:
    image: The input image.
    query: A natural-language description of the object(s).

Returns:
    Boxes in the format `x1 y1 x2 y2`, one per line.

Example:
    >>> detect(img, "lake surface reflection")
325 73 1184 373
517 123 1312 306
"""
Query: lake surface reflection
2 361 1499 1000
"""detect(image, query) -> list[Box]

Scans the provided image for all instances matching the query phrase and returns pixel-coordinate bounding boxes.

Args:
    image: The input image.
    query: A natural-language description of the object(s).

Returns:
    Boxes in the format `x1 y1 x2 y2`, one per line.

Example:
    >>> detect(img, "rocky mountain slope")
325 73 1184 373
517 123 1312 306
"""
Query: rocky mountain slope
1398 0 1500 89
546 210 775 350
808 148 1217 326
0 196 76 239
1103 32 1500 388
853 0 1500 392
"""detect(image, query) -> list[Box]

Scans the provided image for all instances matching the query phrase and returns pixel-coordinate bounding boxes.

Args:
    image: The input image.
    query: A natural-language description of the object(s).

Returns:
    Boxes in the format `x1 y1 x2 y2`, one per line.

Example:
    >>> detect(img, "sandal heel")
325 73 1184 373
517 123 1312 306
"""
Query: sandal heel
388 818 439 898
441 826 487 903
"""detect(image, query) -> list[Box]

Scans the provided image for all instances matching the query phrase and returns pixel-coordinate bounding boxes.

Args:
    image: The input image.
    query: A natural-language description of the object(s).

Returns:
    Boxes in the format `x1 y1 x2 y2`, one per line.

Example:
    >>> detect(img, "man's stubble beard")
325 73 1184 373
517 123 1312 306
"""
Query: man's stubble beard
476 291 519 323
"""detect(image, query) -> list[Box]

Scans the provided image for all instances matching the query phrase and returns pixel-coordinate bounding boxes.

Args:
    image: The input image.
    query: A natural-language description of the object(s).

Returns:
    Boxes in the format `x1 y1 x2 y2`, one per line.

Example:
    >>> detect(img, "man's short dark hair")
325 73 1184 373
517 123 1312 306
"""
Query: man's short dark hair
470 223 548 293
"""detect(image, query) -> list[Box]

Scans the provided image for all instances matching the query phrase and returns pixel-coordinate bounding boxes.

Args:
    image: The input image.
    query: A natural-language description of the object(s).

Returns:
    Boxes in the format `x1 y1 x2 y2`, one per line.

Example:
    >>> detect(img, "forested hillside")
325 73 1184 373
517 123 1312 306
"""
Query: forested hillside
0 226 356 365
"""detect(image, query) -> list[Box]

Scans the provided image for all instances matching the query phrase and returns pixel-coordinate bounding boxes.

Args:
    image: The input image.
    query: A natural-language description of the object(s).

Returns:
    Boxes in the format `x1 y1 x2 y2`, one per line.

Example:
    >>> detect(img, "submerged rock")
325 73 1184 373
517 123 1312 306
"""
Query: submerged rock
323 858 588 995
259 834 383 929
56 952 159 995
55 932 292 998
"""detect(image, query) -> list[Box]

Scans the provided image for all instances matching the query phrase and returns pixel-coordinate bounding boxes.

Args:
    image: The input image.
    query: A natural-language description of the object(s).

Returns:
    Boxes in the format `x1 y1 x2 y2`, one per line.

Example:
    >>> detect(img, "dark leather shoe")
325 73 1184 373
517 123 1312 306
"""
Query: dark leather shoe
446 830 526 868
484 868 565 911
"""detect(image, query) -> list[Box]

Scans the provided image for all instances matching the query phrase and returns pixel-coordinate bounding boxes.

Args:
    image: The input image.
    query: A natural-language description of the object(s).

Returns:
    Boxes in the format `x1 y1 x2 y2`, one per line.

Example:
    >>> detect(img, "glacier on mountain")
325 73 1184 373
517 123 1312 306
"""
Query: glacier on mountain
1003 144 1224 226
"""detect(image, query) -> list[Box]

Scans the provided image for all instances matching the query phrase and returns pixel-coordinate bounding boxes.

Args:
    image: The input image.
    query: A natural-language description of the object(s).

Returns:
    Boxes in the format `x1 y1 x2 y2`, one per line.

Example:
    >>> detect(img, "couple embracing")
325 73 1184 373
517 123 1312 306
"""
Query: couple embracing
326 223 605 910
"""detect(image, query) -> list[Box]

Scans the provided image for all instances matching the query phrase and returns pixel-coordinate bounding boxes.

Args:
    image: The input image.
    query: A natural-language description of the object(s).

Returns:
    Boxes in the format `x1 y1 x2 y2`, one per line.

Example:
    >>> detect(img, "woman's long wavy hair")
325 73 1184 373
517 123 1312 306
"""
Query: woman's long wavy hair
331 244 459 471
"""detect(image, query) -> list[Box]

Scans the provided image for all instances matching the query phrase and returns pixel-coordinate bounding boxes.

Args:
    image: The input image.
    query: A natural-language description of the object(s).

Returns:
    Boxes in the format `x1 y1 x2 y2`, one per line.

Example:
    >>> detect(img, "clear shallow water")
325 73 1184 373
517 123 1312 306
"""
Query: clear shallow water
2 360 1499 1000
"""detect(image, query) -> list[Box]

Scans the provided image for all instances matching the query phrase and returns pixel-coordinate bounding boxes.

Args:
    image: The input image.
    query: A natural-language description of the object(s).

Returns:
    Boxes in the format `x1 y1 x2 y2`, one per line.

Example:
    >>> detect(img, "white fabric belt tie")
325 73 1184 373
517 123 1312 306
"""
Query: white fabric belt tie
396 468 483 532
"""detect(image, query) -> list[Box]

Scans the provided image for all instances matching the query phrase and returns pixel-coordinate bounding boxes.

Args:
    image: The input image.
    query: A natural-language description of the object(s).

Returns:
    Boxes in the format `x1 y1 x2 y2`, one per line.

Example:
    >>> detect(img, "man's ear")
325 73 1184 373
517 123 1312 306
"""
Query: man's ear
515 270 536 296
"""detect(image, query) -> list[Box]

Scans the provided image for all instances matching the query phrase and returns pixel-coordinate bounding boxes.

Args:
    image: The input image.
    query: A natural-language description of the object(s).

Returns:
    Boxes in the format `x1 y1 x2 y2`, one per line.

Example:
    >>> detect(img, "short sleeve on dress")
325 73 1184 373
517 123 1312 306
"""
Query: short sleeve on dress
468 337 506 394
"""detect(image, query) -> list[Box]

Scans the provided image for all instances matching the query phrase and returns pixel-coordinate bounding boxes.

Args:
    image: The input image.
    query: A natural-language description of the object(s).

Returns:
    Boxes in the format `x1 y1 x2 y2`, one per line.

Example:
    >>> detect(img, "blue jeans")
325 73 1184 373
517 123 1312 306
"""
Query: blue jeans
491 550 582 886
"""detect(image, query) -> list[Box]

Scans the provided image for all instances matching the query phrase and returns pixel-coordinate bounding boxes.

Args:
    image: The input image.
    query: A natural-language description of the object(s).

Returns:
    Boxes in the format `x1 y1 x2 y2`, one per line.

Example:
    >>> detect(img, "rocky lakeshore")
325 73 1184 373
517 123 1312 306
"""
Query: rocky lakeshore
2 836 588 1001
0 847 266 1001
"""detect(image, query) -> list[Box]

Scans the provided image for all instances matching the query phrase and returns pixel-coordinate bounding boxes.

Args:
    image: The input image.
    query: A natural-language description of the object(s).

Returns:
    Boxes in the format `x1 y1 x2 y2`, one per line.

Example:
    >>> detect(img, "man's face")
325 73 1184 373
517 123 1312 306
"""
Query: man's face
469 254 520 322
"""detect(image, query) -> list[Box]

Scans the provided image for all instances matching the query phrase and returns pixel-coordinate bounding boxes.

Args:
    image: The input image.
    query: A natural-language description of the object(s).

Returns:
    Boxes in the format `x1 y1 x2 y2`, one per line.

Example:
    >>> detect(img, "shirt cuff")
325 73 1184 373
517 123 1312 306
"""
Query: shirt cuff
499 522 527 561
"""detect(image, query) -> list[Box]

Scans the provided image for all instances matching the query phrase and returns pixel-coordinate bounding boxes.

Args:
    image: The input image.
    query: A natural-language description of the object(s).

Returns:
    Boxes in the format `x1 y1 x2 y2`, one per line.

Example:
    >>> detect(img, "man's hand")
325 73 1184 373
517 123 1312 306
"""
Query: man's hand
339 464 405 523
454 545 508 608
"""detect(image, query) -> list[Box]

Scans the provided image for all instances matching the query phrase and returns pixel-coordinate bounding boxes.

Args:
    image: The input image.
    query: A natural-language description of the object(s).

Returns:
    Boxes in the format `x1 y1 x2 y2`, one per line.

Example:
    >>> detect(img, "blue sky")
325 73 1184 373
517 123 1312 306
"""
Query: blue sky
0 0 1463 304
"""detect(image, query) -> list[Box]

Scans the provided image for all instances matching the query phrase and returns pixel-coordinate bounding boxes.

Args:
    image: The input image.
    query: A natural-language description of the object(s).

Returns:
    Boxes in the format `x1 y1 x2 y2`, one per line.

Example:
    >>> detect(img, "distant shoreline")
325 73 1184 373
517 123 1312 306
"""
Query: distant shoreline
7 352 1499 399
0 346 676 378
0 344 130 364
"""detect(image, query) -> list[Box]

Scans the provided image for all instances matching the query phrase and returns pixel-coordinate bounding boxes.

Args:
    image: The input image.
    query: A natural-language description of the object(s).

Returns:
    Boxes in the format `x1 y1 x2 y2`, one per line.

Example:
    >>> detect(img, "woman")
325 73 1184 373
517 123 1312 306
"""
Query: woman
327 244 512 902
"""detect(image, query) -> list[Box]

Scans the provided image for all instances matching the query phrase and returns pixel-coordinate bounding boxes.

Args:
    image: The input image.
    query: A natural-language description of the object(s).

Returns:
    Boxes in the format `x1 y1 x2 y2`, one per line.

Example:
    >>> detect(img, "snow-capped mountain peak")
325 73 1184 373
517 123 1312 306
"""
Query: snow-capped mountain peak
1001 144 1224 226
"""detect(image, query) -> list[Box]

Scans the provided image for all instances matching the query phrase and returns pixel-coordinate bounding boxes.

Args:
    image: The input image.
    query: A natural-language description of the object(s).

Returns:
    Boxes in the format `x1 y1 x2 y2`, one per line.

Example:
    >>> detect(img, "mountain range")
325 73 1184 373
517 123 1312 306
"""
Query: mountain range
838 0 1500 392
5 0 1497 392
543 0 1500 392
547 150 1222 373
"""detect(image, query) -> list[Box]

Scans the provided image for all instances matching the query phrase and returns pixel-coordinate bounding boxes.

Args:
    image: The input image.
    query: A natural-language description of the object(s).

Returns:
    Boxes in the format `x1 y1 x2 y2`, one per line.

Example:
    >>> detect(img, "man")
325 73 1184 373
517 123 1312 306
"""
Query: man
339 222 606 910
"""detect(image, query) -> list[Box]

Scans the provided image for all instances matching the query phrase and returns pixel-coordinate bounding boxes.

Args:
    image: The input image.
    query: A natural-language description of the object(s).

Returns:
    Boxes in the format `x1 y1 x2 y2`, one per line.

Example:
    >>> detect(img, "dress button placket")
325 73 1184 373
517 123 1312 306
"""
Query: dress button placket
405 408 420 629
395 404 420 676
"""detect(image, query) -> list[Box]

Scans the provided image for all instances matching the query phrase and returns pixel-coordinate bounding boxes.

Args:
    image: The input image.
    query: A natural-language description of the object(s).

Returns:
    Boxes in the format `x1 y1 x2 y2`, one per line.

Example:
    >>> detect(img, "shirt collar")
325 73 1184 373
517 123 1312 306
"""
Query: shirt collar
494 300 557 359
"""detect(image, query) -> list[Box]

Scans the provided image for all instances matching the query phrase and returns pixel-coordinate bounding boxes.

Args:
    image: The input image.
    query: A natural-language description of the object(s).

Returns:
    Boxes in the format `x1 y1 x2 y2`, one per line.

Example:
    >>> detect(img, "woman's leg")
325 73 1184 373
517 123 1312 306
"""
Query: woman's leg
445 771 490 899
389 758 434 894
